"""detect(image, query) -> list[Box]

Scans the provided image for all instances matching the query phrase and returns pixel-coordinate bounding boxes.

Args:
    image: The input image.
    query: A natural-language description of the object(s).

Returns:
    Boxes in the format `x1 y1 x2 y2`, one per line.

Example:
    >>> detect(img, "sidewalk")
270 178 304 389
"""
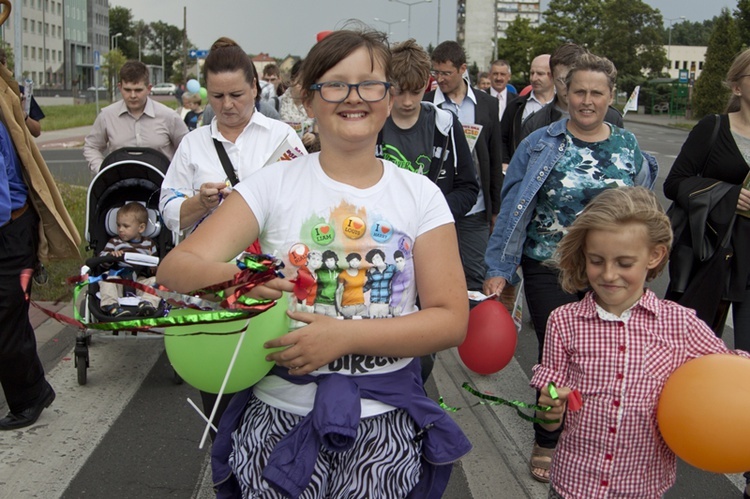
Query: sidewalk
623 111 697 129
34 125 91 150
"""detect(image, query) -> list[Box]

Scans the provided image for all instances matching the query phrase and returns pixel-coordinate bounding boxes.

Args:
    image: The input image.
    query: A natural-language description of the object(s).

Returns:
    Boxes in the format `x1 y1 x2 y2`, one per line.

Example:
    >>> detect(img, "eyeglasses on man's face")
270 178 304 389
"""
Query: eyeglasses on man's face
309 80 391 103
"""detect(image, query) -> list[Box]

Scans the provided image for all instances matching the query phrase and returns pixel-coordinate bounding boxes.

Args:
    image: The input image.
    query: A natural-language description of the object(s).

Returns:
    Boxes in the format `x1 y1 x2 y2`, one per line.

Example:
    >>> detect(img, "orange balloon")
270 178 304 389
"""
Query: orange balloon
657 354 750 473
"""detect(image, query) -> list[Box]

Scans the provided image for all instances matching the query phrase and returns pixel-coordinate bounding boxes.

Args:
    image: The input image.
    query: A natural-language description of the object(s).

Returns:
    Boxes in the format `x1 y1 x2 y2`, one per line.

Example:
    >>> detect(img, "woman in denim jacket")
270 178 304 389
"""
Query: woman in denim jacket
482 52 658 483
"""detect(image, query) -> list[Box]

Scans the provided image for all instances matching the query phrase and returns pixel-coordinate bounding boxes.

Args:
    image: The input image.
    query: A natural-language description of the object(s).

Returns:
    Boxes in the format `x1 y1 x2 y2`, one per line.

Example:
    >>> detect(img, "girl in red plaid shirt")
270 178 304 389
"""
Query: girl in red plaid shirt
531 187 750 498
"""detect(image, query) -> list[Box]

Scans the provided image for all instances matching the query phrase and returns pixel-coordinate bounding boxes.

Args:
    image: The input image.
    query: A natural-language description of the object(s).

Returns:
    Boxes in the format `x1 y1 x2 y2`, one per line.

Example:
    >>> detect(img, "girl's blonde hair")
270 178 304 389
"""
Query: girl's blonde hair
554 187 672 293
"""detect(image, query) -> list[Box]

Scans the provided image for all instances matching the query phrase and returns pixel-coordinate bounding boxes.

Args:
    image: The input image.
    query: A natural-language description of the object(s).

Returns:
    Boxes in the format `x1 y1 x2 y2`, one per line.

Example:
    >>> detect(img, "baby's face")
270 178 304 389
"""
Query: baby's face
116 213 145 242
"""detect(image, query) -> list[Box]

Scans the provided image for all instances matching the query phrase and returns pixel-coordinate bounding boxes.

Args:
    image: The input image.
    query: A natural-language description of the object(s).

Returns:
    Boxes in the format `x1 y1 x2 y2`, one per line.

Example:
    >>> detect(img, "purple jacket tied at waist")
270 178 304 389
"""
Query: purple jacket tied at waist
211 358 472 498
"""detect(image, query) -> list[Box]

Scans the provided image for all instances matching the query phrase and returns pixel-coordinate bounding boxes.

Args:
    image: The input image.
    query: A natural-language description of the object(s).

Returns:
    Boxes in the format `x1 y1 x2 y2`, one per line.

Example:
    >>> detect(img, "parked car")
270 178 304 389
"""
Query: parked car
87 86 107 91
151 83 178 96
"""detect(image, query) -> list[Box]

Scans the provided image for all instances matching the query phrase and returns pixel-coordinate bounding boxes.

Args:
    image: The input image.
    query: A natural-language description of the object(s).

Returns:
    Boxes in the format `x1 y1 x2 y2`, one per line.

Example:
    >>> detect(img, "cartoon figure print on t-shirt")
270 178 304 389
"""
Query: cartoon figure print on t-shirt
286 201 414 323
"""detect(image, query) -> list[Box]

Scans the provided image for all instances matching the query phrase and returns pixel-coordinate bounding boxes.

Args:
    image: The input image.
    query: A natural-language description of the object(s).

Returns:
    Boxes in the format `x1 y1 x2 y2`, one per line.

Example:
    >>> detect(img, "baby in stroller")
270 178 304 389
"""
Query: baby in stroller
98 202 162 317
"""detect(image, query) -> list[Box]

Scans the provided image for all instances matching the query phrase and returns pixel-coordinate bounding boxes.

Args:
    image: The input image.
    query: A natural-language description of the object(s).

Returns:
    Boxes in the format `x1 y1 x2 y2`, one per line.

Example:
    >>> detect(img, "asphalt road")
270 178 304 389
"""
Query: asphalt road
11 122 744 498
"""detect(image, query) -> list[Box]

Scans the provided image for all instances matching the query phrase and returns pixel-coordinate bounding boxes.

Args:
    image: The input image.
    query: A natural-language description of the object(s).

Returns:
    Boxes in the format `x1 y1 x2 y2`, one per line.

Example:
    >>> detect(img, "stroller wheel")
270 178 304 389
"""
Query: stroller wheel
75 337 89 385
77 355 88 385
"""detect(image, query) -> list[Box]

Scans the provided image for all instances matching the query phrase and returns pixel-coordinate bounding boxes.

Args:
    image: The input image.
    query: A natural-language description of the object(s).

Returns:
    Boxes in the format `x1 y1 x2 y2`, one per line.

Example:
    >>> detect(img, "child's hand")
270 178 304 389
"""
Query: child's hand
264 311 350 376
539 385 573 421
111 250 123 257
242 277 293 301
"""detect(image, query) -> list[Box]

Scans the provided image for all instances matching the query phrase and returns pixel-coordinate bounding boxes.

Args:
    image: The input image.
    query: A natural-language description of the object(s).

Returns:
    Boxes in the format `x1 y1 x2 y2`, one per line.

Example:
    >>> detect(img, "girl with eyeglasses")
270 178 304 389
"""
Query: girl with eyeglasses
157 28 471 498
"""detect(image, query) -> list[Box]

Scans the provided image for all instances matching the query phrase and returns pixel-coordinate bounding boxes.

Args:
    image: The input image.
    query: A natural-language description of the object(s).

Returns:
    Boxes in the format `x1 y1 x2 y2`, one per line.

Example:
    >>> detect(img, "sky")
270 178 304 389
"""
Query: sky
111 0 738 59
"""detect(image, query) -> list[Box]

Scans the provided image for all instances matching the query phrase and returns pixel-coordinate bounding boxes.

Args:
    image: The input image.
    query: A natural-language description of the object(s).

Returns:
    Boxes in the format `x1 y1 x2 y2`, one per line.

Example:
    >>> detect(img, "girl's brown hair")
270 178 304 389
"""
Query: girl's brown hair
554 187 672 293
299 27 391 105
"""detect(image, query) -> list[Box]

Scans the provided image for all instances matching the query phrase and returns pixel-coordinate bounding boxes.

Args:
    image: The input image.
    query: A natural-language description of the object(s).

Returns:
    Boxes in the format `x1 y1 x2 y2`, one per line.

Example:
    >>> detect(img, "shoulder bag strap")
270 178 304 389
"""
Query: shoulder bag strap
700 114 721 176
213 138 239 186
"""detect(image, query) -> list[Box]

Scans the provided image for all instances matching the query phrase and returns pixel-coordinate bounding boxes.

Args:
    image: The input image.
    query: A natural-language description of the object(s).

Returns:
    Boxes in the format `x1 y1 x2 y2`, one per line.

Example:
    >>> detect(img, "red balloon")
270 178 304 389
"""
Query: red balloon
458 299 517 375
316 30 333 42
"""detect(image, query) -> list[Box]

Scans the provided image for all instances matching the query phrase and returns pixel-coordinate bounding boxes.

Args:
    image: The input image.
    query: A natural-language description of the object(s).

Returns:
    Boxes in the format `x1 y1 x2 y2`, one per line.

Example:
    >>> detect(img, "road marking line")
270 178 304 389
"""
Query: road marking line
0 335 164 498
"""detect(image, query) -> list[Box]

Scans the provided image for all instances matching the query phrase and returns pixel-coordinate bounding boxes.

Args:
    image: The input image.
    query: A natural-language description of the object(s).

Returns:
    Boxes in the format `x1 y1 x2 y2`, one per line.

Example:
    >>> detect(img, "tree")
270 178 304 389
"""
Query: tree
692 9 740 118
538 0 603 52
497 16 544 83
536 0 666 96
736 0 750 47
598 0 666 85
109 6 137 60
133 20 152 61
665 19 715 46
144 21 193 84
103 48 127 101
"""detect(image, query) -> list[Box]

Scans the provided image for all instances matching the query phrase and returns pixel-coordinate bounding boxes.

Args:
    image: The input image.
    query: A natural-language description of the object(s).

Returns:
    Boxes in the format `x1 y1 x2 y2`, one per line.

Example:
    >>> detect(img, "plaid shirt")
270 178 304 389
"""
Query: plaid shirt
530 289 750 498
364 264 396 304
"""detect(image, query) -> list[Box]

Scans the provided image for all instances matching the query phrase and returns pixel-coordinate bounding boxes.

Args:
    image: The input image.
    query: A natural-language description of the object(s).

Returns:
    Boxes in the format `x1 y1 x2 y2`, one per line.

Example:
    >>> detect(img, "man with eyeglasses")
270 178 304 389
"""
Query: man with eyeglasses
423 40 503 297
520 44 623 144
500 54 554 169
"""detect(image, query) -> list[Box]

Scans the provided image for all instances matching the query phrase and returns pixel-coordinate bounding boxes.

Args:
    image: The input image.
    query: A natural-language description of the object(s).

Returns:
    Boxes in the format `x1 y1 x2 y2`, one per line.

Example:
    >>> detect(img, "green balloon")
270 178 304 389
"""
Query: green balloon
199 87 208 100
164 293 290 393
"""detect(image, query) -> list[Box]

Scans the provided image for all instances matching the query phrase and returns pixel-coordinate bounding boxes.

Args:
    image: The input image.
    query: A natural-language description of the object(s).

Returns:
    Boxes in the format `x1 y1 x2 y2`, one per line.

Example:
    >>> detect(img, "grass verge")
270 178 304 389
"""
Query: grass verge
41 98 181 131
42 102 110 131
31 182 87 302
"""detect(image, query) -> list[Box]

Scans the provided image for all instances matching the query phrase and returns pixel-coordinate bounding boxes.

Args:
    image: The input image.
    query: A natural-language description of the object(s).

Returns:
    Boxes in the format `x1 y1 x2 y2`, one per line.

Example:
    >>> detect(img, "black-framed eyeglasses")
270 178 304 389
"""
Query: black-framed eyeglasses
309 80 392 103
430 69 456 78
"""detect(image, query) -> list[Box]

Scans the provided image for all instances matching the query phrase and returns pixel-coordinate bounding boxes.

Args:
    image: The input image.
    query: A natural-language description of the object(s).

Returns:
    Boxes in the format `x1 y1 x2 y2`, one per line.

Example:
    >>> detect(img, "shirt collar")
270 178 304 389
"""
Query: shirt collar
434 81 476 107
576 288 660 319
490 87 505 100
210 108 269 142
116 97 156 118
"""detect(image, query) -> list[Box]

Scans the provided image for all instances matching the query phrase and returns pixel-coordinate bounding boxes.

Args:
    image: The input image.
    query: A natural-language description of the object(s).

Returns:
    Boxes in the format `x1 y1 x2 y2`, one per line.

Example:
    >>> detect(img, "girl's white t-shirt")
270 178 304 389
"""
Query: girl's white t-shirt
234 153 453 416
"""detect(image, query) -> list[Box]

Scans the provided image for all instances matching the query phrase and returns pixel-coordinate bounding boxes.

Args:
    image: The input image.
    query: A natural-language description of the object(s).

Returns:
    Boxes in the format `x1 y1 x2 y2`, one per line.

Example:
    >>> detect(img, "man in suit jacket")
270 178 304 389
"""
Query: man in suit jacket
487 59 520 122
424 41 503 293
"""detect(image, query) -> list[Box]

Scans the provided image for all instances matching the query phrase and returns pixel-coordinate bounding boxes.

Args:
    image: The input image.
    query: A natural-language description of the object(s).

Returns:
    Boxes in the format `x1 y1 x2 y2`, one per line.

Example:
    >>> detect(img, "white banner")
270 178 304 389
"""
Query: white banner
623 85 640 116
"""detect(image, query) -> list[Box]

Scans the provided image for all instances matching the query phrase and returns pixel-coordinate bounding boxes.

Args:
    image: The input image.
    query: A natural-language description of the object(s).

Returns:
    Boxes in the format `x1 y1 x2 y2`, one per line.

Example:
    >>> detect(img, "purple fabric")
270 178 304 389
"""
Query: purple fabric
212 358 471 498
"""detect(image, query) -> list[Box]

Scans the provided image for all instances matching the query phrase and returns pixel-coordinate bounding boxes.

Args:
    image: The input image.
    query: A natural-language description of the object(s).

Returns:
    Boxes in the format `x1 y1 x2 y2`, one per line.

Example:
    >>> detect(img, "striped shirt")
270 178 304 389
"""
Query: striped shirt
99 236 155 258
530 289 750 498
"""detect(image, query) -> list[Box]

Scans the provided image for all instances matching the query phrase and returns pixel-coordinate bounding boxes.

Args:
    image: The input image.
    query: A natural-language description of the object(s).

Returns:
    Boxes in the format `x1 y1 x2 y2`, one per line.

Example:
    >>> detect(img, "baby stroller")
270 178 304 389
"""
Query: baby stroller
75 147 179 385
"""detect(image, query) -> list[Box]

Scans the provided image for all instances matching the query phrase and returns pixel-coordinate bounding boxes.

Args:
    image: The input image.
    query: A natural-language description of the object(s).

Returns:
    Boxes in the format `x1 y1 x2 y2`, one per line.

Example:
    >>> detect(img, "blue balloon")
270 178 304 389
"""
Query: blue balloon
186 78 200 94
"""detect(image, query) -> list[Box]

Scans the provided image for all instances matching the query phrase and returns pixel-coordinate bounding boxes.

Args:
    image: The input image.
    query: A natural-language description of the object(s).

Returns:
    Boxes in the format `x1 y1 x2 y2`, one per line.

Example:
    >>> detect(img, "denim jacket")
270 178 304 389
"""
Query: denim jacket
485 118 658 283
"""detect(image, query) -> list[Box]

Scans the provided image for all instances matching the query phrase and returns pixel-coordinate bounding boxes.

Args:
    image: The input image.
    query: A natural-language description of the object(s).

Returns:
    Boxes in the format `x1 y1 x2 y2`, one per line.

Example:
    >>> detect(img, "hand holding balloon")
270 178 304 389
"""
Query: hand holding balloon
264 311 350 376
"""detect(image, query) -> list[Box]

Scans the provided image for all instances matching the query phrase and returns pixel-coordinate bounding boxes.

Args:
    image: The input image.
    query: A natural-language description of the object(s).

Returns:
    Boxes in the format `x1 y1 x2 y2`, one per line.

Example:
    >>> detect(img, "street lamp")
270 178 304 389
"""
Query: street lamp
110 32 123 52
389 0 433 38
110 32 123 101
666 16 685 73
373 17 406 36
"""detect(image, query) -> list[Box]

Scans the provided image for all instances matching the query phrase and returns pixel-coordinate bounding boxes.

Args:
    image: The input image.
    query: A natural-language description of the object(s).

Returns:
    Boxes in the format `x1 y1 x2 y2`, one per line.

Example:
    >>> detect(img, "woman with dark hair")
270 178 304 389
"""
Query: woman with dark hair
160 37 304 235
158 28 470 497
159 37 305 433
663 48 750 499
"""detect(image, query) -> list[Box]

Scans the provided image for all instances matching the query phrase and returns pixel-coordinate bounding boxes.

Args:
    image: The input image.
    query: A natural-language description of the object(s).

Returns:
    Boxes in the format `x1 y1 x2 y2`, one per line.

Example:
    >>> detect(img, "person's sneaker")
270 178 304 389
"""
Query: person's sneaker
103 304 133 317
137 301 158 316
